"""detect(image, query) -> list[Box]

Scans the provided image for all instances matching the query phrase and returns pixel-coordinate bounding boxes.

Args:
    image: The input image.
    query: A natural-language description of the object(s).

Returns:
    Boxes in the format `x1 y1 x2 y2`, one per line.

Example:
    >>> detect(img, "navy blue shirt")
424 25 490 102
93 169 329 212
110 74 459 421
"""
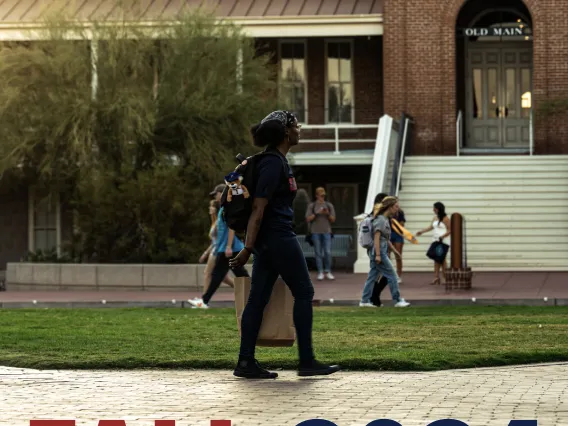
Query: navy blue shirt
255 150 297 236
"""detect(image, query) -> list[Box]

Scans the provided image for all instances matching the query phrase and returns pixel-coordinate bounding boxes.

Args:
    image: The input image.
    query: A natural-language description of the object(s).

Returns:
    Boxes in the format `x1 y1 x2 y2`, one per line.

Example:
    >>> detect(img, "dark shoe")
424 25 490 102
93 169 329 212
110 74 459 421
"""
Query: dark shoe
233 358 278 379
298 360 341 377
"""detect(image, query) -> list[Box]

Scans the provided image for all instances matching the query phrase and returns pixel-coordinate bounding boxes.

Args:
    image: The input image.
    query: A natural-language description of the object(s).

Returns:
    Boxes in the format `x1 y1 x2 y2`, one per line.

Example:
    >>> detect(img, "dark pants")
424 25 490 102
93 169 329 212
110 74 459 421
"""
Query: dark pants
202 253 249 305
371 276 388 306
239 234 315 363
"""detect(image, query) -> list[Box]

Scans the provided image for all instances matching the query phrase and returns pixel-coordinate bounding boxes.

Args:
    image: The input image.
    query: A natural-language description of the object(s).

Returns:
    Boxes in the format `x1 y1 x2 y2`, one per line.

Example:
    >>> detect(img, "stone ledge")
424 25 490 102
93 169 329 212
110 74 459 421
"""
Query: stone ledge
5 263 252 292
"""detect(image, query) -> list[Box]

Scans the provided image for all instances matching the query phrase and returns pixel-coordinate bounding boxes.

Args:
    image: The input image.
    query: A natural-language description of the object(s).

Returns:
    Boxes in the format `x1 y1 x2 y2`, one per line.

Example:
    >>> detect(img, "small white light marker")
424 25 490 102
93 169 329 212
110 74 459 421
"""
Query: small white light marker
471 297 476 302
538 324 542 328
329 298 334 304
101 299 106 304
543 297 548 302
32 300 37 305
172 299 176 304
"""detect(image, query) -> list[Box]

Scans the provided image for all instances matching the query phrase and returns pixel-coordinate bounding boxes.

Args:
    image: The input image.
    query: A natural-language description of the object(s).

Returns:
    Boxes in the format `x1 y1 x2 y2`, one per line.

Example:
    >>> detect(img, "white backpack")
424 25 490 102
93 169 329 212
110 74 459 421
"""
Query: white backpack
358 214 375 249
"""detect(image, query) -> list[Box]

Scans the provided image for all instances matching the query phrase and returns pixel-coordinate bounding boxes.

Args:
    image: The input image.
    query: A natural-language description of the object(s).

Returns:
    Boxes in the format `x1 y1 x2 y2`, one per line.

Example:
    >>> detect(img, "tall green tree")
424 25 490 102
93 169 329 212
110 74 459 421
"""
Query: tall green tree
0 10 278 262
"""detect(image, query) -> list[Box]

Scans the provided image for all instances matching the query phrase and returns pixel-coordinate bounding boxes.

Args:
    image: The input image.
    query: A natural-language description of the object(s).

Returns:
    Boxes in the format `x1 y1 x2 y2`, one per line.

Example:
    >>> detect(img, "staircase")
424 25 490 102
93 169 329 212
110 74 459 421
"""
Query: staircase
397 155 568 271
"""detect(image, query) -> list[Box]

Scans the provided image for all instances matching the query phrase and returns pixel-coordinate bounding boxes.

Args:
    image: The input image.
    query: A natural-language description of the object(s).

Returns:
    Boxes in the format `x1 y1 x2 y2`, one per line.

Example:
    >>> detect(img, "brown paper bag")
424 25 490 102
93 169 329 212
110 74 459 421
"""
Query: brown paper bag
234 276 296 347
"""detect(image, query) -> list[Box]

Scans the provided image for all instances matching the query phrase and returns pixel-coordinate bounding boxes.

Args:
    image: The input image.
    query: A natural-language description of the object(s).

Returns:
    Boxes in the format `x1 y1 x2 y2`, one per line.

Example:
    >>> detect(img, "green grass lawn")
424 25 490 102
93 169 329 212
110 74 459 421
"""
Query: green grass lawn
1 306 567 371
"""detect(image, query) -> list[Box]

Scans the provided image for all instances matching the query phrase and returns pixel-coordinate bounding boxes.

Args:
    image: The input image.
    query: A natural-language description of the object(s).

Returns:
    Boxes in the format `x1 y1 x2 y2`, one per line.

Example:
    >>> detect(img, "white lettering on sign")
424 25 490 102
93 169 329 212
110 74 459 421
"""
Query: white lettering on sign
464 27 525 37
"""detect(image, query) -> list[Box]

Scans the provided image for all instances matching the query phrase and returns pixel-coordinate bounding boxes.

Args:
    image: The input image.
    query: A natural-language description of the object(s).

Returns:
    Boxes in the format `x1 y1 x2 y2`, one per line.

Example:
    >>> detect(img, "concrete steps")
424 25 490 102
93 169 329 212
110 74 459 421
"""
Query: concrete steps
397 155 568 271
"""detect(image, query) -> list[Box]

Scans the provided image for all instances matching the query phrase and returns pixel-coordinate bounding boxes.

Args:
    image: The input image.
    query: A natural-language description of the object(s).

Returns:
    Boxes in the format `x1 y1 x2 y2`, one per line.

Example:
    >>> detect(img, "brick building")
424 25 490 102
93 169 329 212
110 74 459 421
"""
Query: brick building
1 0 567 272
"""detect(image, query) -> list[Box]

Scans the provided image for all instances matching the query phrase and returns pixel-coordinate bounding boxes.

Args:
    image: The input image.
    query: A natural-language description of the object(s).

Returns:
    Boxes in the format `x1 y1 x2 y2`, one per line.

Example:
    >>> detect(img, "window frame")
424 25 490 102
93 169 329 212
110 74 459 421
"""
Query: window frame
28 187 61 256
278 38 309 124
324 38 355 124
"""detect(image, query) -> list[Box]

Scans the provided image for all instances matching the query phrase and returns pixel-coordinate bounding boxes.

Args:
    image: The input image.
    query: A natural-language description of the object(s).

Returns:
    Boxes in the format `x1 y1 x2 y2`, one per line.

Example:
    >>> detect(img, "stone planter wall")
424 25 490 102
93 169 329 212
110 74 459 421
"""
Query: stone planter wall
6 263 252 291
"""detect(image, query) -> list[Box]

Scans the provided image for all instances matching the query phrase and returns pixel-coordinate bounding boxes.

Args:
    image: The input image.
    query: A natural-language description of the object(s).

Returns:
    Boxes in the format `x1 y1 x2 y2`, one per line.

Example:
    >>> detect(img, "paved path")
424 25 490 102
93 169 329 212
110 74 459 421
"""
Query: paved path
1 272 568 307
1 363 567 425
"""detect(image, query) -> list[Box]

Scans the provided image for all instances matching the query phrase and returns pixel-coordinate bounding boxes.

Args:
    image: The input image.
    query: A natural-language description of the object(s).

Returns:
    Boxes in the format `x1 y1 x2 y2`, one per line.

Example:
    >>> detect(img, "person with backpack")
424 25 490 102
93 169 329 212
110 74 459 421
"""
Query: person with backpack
228 110 340 379
359 194 410 308
305 187 336 281
189 184 250 309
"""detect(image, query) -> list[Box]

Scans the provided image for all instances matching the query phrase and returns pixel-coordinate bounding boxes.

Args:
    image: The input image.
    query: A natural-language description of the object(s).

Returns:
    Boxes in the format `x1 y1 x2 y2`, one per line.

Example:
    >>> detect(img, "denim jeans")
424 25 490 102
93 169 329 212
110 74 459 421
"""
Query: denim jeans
360 241 401 303
239 234 315 363
312 233 332 274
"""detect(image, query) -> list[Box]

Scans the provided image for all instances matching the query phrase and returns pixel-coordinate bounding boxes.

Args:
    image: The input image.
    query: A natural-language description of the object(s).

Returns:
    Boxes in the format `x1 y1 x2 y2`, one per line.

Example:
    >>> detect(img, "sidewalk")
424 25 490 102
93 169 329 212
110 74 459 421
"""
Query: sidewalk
1 271 567 308
2 363 567 425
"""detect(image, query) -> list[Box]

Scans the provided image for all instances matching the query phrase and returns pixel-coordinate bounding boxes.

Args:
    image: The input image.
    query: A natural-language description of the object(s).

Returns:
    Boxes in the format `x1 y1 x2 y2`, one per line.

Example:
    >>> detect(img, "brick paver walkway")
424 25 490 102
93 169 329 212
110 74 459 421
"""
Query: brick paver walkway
2 272 568 307
1 363 567 426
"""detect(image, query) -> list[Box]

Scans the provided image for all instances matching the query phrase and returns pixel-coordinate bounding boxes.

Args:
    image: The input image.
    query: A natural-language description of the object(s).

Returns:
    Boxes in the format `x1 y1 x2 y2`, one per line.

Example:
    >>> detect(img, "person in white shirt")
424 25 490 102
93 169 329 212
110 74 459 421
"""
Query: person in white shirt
416 201 452 286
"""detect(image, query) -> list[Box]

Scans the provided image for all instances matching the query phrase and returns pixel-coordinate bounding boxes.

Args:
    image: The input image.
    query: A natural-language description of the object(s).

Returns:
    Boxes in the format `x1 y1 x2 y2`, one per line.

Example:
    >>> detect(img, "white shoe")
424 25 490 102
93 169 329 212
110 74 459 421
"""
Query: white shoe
397 278 402 284
317 273 324 281
394 299 410 308
188 298 209 309
326 272 335 280
359 302 376 308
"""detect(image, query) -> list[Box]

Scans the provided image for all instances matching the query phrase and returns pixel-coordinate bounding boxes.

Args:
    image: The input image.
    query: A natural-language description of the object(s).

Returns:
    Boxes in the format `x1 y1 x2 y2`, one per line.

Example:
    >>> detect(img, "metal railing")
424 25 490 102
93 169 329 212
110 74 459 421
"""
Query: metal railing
391 113 414 196
456 110 463 157
300 123 379 154
529 109 534 156
362 113 413 214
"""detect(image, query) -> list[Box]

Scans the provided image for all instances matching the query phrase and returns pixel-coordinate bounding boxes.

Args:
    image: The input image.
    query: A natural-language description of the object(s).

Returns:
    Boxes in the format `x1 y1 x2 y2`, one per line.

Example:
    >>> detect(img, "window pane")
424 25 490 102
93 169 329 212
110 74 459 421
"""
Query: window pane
339 57 351 83
340 83 353 122
327 84 340 123
35 196 57 227
339 43 352 83
487 68 498 119
281 84 305 123
47 230 57 250
280 43 306 119
472 68 482 119
281 58 293 81
505 68 517 118
327 42 339 59
327 56 339 82
521 68 531 118
281 42 294 59
293 43 305 59
34 230 47 251
292 58 305 82
293 85 305 122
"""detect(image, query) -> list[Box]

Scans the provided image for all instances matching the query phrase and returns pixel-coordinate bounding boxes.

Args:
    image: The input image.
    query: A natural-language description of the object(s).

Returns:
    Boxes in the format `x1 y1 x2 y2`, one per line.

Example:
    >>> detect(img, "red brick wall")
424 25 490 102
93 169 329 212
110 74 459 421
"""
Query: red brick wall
384 0 568 155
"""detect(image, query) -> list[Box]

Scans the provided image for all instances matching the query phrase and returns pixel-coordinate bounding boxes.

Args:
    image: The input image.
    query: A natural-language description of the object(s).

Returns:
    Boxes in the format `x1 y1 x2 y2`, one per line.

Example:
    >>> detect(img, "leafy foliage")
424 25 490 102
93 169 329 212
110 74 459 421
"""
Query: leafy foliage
0 11 279 262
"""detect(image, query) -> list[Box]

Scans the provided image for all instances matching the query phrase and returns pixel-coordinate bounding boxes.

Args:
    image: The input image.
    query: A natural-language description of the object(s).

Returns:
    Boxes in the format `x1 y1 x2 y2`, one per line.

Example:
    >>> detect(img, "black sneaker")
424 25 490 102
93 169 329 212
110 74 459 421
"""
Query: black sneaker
233 358 278 379
298 360 341 377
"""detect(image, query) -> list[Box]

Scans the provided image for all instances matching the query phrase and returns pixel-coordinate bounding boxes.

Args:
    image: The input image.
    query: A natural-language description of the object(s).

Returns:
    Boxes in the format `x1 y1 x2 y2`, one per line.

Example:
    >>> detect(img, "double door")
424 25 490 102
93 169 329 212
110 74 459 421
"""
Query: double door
466 44 532 149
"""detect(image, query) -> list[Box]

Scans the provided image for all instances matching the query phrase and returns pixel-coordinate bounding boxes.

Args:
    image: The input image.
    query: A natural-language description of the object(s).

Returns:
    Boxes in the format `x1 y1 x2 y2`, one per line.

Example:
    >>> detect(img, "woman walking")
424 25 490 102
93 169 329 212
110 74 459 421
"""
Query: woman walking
199 199 234 293
190 186 249 309
229 110 340 379
389 208 406 283
360 196 410 308
417 202 451 285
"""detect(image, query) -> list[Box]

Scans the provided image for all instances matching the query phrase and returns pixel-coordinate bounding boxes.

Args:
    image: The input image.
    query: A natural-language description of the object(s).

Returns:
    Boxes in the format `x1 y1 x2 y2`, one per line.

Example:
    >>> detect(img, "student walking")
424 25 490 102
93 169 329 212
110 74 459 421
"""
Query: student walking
305 187 336 281
359 196 410 308
389 208 406 283
229 110 340 379
199 198 234 293
189 185 249 309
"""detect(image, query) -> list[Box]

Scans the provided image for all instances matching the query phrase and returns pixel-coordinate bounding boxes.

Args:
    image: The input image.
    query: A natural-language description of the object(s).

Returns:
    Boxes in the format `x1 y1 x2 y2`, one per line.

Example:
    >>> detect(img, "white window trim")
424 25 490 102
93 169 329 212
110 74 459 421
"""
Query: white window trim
28 187 62 256
277 38 309 124
324 38 355 124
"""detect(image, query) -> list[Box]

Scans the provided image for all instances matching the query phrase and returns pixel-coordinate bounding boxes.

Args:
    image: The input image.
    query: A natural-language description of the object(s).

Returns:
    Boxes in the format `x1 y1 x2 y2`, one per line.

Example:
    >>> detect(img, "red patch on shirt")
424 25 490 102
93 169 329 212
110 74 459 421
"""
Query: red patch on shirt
289 177 297 192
